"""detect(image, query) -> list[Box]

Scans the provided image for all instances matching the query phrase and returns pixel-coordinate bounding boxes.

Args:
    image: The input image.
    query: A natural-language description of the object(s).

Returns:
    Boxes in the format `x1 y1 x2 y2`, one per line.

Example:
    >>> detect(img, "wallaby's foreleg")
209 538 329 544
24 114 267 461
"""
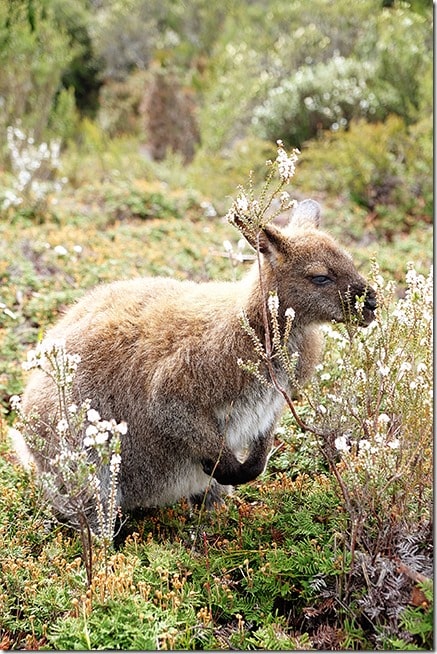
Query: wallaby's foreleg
201 428 275 486
148 398 255 482
149 398 273 488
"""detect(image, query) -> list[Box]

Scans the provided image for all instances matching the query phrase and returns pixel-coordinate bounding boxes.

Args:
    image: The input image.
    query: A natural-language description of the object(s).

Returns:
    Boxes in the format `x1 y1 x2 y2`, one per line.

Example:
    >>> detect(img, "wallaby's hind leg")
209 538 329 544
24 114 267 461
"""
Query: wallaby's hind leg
189 479 232 510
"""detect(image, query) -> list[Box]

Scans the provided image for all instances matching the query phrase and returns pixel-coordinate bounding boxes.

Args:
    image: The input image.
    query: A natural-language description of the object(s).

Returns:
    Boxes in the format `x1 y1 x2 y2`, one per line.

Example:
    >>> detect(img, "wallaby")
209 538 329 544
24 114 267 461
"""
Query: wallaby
14 200 376 525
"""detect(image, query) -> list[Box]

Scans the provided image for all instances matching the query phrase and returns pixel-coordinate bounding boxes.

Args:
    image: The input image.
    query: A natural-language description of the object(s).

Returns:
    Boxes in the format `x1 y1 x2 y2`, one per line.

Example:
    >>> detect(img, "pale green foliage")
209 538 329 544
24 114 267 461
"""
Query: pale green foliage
251 3 432 146
253 55 380 145
366 5 432 121
199 0 431 150
299 114 433 225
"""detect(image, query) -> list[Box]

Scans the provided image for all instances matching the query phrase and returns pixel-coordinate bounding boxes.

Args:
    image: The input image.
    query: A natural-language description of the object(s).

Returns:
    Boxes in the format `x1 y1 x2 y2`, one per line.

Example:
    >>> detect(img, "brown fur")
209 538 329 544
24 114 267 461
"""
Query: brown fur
16 200 376 523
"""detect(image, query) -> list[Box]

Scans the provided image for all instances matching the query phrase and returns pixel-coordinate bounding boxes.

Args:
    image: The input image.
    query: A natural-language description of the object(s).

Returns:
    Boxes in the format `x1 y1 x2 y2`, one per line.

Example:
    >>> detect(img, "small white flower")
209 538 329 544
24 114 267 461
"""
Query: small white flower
335 435 350 452
90 475 101 488
374 274 385 288
275 144 299 182
68 403 78 414
42 338 66 355
95 431 108 445
72 245 83 254
285 307 295 320
388 438 400 450
110 453 122 474
359 439 371 452
83 436 95 448
53 245 68 256
10 395 21 410
85 425 98 438
268 294 279 314
98 420 113 432
318 404 327 415
321 372 331 382
57 419 69 433
223 240 233 253
377 413 391 426
116 421 128 435
236 193 249 213
87 408 101 423
377 361 390 377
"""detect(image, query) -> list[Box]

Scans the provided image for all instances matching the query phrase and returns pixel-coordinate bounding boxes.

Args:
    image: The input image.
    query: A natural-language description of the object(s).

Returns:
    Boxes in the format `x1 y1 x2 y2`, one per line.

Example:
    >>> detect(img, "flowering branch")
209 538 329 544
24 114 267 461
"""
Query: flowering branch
13 339 127 586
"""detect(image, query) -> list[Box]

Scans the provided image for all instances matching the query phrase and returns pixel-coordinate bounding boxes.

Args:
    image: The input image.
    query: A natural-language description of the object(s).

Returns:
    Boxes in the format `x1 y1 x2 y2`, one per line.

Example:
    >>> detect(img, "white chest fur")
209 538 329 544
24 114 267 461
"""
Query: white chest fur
216 386 285 456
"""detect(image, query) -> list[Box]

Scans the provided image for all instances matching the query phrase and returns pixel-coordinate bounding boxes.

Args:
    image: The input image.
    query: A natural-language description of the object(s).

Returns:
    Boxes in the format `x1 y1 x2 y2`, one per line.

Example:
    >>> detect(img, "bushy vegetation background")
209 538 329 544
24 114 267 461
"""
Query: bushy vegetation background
0 0 432 650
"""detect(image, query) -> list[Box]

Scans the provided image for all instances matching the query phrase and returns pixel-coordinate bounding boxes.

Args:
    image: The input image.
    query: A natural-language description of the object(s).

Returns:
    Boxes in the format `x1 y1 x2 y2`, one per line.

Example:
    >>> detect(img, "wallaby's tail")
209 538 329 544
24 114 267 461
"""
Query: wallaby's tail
8 427 35 471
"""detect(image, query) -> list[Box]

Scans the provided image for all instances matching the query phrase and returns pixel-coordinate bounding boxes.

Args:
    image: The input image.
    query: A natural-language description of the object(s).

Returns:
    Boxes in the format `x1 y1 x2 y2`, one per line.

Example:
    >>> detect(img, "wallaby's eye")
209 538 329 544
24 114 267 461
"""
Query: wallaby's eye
311 275 333 286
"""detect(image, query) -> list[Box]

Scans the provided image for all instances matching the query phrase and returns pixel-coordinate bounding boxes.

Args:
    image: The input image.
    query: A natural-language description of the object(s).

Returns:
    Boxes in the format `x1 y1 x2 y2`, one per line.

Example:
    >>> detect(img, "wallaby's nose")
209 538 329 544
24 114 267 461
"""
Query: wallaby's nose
364 289 377 311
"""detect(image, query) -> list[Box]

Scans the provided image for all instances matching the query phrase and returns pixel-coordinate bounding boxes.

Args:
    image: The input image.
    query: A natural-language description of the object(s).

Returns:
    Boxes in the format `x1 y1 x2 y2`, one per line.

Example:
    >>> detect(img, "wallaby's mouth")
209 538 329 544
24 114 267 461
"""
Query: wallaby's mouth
360 289 377 326
343 287 377 326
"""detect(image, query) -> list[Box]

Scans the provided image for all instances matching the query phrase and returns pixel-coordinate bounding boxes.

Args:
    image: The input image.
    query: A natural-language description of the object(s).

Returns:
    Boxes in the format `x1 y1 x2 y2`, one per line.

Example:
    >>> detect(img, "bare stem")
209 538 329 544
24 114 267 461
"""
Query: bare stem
78 512 94 588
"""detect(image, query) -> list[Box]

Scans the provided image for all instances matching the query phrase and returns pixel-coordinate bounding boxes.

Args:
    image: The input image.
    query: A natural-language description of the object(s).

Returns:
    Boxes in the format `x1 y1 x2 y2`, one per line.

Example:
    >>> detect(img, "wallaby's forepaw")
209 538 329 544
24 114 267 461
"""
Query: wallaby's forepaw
190 480 232 511
201 458 216 477
201 437 269 486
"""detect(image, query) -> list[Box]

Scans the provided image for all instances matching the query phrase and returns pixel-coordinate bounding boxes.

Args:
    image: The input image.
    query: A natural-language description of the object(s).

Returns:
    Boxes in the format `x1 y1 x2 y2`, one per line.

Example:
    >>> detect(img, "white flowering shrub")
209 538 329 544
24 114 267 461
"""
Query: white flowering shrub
229 144 432 565
12 339 126 583
238 292 299 395
305 262 433 536
1 125 67 215
253 56 380 146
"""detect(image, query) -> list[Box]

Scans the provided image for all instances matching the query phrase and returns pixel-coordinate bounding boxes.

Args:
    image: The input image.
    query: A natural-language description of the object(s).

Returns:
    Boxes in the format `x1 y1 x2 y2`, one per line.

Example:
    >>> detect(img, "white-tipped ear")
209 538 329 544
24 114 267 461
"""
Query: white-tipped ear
289 199 322 229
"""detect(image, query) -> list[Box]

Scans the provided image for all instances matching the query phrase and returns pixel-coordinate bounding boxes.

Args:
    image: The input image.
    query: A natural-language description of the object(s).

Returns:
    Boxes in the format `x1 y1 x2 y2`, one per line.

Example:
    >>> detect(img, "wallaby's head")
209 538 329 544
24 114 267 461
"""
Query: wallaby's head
239 199 377 327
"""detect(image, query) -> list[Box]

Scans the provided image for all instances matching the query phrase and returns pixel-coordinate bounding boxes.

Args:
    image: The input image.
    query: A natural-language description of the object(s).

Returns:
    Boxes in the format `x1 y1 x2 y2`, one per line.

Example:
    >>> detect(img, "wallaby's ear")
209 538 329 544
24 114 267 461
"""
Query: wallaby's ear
233 216 286 262
289 199 321 230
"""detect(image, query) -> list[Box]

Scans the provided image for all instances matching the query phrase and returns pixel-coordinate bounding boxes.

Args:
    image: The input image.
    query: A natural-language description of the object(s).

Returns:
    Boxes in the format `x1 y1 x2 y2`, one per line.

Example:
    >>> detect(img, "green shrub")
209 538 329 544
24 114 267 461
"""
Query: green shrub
253 55 381 146
0 1 78 149
368 4 432 124
250 3 431 147
299 115 432 235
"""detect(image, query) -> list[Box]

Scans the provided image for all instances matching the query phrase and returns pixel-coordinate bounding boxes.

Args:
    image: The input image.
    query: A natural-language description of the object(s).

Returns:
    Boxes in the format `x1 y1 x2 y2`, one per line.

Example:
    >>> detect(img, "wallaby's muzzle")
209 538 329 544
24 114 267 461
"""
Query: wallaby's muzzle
360 287 377 326
343 285 377 326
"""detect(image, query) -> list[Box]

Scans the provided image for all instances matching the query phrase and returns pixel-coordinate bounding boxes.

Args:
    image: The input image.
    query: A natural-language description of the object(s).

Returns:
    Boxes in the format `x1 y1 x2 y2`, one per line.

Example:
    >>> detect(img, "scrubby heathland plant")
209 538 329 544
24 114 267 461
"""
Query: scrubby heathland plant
230 154 432 646
11 340 125 586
